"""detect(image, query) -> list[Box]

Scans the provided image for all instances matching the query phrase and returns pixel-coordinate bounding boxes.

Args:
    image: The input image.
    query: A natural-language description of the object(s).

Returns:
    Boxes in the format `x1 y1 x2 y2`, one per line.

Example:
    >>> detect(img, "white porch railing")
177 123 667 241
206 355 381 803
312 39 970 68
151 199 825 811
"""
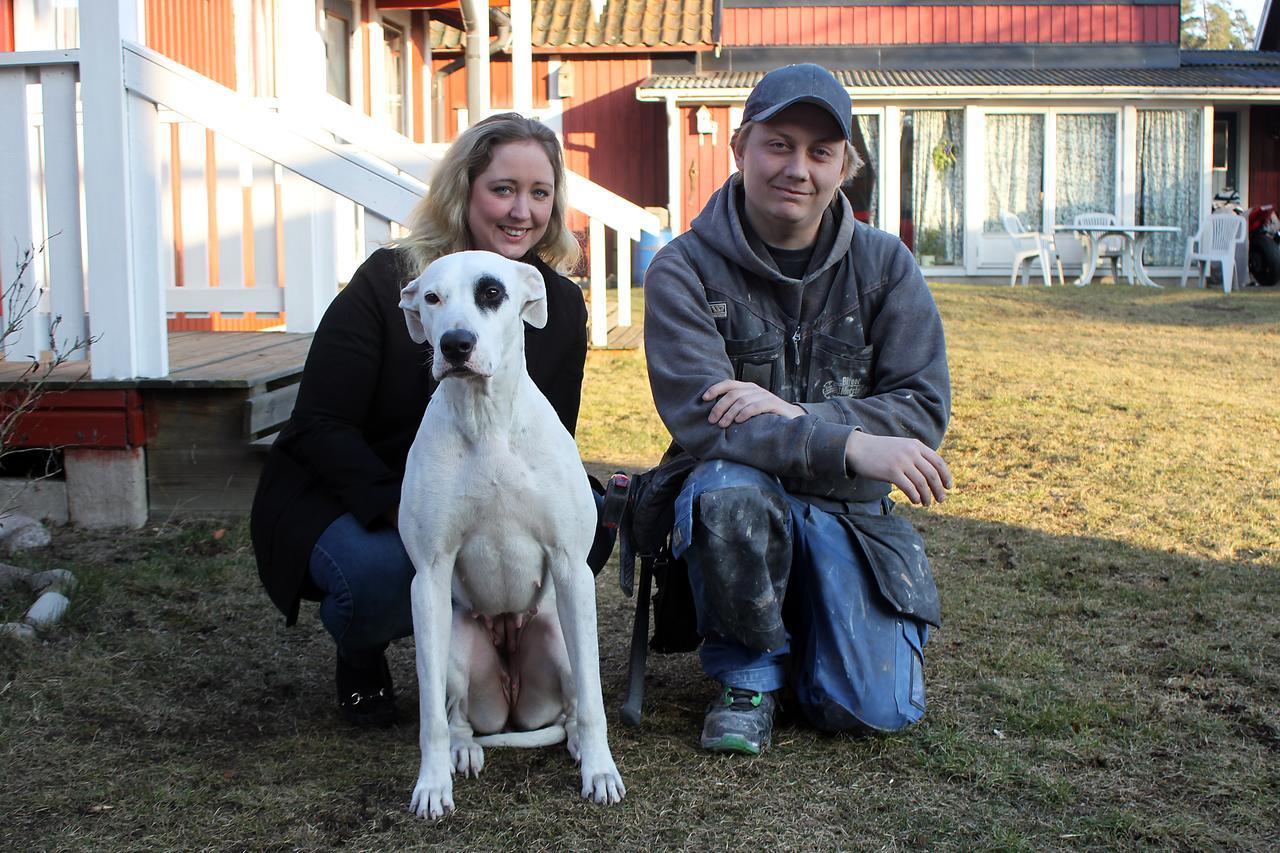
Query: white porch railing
0 29 659 379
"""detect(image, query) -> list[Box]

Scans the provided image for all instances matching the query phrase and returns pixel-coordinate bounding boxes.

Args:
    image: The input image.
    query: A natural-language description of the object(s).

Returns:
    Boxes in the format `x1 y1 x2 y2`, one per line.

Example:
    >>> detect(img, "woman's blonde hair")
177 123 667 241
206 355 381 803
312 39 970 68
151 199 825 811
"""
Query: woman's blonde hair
399 113 581 275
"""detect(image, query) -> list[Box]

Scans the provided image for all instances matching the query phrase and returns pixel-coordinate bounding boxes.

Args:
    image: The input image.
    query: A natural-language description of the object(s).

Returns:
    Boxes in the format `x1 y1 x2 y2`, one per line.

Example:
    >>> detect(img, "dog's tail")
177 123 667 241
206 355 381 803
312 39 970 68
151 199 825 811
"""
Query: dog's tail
473 724 566 749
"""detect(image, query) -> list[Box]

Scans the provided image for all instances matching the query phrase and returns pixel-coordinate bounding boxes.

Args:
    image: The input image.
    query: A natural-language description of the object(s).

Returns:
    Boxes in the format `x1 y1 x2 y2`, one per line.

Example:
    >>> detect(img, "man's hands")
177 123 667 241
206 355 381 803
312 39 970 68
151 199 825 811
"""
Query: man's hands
844 431 953 506
703 380 805 428
703 379 954 506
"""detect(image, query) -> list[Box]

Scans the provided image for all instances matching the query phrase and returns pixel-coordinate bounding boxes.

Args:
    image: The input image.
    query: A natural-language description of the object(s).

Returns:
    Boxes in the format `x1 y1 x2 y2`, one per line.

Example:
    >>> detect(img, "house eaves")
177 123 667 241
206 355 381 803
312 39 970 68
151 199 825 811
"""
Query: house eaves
636 55 1280 102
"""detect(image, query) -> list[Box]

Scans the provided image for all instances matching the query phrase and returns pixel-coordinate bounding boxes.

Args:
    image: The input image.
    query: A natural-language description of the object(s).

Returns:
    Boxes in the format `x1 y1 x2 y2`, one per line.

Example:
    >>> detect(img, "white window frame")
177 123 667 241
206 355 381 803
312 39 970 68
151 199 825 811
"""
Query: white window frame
970 104 1124 272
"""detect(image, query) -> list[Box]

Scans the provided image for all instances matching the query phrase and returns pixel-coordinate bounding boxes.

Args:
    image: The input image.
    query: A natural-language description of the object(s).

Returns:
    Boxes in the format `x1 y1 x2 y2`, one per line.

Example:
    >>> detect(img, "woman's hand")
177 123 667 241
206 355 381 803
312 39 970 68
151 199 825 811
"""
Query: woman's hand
844 431 953 506
703 380 806 428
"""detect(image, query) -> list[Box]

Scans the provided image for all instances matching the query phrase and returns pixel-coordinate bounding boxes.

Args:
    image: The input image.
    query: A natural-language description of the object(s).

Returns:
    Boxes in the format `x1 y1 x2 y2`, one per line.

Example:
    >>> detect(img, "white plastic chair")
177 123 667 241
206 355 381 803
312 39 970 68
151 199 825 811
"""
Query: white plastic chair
1180 211 1248 293
1072 211 1124 282
1002 212 1064 287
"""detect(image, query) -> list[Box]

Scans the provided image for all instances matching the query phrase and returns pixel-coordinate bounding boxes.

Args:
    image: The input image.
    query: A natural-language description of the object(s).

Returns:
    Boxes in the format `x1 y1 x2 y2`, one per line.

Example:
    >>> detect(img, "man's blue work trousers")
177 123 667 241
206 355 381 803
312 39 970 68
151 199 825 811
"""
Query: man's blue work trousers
672 459 929 733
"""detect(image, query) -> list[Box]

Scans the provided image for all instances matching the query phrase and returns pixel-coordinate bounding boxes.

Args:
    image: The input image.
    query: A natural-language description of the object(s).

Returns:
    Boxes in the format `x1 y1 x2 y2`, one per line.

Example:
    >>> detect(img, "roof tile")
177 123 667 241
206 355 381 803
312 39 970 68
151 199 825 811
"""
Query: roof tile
432 0 714 51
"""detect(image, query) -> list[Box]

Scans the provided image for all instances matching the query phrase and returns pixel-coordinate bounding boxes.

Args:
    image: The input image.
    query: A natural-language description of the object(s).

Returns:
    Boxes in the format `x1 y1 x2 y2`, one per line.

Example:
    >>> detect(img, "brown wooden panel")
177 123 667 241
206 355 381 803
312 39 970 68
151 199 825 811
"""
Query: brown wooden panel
1117 5 1133 40
1249 106 1280 212
146 0 236 87
0 0 14 52
721 4 1179 46
145 388 265 518
680 105 732 233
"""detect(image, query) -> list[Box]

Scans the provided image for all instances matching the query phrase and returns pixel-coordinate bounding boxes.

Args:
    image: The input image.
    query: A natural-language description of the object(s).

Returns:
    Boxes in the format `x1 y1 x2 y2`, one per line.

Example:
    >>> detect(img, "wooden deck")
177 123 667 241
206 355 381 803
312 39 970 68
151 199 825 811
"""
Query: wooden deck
0 330 315 389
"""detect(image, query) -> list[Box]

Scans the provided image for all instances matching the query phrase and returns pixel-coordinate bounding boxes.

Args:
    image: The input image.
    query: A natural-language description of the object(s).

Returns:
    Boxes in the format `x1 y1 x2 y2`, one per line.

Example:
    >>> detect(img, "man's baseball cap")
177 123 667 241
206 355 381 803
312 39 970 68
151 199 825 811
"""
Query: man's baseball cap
741 64 852 142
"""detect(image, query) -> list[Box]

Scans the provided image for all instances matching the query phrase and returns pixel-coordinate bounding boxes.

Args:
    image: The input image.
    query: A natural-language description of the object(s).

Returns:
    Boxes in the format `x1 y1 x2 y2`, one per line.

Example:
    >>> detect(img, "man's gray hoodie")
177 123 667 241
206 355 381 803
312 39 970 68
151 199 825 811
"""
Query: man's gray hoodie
643 173 951 504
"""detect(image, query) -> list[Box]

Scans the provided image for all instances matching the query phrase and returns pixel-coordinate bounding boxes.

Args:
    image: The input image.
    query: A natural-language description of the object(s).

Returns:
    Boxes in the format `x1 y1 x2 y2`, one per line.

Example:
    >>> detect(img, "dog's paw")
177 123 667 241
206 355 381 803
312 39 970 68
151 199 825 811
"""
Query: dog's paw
451 738 485 778
579 756 626 805
409 762 455 819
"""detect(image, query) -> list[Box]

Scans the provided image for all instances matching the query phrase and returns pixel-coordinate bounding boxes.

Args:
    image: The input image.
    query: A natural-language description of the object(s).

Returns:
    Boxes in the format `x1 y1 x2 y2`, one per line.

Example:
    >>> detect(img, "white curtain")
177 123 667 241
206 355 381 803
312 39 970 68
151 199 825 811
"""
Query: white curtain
1056 114 1117 225
985 114 1044 233
1138 110 1202 265
908 110 964 265
853 114 880 227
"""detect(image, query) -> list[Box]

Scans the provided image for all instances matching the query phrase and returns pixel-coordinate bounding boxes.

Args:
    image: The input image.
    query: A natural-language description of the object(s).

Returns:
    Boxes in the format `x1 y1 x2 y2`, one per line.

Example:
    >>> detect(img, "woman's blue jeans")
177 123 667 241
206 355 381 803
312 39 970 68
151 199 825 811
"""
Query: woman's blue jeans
308 493 615 665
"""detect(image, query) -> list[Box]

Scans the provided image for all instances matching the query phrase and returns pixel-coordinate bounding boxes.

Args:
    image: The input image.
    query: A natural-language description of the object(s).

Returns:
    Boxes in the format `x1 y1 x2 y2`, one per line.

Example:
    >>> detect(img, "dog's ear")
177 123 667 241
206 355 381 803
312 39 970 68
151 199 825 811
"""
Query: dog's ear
515 261 548 329
399 276 429 344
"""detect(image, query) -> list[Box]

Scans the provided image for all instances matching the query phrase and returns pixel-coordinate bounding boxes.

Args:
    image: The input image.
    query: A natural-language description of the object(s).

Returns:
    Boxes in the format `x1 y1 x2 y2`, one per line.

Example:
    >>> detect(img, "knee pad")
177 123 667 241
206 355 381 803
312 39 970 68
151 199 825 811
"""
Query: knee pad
692 485 791 652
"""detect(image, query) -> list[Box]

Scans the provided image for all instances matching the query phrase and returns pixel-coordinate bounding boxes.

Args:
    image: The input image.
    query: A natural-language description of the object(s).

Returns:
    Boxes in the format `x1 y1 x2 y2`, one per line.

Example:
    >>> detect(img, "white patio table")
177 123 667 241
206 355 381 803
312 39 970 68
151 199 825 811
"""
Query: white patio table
1053 223 1181 288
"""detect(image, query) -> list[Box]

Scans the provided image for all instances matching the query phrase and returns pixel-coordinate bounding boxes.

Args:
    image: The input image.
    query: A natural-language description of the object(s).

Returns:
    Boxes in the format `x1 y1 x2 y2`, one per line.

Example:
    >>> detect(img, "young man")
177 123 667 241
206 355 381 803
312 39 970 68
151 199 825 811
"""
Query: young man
643 64 953 754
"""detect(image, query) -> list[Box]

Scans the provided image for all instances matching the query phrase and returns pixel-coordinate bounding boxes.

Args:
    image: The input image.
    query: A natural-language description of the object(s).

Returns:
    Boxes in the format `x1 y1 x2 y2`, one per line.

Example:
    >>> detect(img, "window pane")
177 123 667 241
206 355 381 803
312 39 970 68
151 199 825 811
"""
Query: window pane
1137 109 1201 265
324 13 350 102
901 110 964 266
384 26 405 132
845 114 879 228
984 114 1044 234
1056 113 1117 226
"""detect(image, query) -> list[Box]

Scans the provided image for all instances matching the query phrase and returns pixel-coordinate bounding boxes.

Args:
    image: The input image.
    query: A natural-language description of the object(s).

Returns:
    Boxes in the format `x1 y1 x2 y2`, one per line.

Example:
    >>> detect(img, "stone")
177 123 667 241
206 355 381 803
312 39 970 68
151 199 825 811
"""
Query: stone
0 513 51 552
0 622 37 641
29 569 76 596
24 590 70 629
65 448 148 529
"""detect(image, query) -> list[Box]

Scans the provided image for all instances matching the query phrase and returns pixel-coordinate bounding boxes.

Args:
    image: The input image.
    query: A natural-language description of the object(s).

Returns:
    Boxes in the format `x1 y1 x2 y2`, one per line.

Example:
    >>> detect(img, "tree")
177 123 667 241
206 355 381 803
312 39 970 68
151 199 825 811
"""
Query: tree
1181 0 1257 49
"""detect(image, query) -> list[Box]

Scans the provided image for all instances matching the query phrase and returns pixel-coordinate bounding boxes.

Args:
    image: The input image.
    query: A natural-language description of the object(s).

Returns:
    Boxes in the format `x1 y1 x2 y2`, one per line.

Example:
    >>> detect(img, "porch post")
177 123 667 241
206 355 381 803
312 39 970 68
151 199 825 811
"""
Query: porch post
665 96 682 234
80 0 169 378
461 0 491 121
962 105 980 274
510 0 533 115
881 106 902 240
277 0 339 332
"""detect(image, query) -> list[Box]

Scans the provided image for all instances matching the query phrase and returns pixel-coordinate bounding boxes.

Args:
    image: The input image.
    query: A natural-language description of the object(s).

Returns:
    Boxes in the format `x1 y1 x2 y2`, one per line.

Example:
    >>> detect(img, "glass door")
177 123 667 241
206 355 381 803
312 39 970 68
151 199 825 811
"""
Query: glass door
977 108 1120 270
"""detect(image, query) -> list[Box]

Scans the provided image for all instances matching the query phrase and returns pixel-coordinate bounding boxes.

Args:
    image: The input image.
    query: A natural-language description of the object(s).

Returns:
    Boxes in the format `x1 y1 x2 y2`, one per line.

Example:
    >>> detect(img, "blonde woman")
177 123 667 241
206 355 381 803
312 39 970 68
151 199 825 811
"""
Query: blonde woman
251 114 606 727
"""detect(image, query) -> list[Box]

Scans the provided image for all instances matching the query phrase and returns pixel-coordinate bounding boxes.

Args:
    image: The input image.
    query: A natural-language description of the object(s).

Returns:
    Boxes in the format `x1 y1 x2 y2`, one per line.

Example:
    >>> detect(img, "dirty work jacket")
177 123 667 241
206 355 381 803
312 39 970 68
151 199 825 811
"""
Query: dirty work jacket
251 248 588 625
643 174 950 504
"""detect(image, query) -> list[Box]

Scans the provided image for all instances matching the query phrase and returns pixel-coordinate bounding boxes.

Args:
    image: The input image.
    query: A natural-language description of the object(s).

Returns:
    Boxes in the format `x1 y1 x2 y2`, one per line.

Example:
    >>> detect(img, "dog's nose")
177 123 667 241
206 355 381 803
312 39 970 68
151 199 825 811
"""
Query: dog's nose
439 329 477 365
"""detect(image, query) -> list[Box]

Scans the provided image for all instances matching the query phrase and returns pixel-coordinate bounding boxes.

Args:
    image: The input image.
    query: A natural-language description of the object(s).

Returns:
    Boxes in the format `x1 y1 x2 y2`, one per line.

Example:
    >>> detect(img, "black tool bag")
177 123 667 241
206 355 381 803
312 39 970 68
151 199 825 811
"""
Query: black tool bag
618 449 701 654
615 449 701 724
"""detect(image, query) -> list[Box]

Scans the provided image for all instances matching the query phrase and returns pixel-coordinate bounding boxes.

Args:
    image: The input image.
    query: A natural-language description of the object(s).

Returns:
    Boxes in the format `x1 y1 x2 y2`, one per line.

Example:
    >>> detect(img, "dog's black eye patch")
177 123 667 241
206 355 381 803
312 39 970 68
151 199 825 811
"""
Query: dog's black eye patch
473 275 508 313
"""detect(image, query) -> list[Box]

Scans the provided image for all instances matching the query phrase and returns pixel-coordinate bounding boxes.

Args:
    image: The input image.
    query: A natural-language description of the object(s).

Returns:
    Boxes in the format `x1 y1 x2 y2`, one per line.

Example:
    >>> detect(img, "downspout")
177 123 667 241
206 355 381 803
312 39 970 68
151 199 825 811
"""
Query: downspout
431 9 511 141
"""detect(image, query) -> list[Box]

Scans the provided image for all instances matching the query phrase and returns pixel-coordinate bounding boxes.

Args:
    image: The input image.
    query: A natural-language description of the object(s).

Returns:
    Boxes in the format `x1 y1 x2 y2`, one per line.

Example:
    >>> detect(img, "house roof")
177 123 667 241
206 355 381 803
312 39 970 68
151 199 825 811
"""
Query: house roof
429 0 715 51
636 52 1280 95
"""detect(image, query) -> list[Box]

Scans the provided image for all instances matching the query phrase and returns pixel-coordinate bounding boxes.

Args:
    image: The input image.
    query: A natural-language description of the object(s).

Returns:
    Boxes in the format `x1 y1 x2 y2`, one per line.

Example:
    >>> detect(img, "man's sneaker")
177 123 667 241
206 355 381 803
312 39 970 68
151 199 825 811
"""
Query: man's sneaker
700 685 776 755
336 650 396 728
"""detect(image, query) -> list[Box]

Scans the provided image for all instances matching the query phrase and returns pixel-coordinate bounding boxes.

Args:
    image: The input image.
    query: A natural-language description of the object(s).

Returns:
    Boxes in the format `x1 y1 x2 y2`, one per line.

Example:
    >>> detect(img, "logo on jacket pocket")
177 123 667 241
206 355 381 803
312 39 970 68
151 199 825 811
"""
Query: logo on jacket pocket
707 302 728 319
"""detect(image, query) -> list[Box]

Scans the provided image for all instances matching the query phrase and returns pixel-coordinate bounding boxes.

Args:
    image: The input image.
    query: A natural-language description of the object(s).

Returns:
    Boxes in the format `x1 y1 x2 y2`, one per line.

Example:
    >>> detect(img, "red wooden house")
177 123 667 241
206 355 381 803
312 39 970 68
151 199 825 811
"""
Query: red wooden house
0 0 1275 526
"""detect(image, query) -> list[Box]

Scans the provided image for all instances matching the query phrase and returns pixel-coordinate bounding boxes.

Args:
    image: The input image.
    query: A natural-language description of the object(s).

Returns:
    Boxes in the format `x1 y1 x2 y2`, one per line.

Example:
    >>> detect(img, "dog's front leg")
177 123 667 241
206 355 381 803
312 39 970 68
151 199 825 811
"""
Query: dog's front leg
409 566 456 819
552 558 625 805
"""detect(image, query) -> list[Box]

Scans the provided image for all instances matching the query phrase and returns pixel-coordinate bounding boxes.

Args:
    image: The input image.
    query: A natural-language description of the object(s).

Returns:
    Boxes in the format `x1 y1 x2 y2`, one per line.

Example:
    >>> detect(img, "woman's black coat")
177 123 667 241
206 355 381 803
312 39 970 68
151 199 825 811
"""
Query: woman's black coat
250 248 588 624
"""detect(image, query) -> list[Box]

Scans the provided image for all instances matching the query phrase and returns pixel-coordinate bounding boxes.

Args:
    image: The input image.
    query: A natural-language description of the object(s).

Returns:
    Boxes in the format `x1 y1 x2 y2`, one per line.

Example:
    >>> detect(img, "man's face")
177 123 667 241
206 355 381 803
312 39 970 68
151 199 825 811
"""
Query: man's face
734 103 848 249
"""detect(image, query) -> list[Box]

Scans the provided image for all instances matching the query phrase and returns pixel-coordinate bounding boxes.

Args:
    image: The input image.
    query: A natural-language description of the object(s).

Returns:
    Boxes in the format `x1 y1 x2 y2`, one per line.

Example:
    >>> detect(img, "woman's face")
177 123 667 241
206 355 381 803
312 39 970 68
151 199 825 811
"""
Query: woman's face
467 139 556 261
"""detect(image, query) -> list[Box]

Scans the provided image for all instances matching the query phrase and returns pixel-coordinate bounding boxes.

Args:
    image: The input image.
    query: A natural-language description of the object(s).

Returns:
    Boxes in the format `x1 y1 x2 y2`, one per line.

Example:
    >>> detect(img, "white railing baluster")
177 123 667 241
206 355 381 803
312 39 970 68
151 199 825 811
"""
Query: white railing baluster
616 229 631 328
589 217 607 348
39 64 86 359
157 114 178 295
178 122 209 295
214 134 246 295
249 155 279 295
0 67 39 361
281 169 337 331
364 209 392 260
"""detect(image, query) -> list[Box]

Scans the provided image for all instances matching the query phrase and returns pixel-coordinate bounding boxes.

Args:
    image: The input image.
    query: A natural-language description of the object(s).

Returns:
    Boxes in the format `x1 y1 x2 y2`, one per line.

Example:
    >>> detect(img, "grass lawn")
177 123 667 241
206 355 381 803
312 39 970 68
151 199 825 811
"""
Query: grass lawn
2 282 1278 850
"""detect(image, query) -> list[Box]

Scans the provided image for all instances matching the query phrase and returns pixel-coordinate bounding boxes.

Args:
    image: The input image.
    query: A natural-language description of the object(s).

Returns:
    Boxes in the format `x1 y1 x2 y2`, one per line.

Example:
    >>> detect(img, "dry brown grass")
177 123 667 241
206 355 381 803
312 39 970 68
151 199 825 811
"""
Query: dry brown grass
2 282 1277 850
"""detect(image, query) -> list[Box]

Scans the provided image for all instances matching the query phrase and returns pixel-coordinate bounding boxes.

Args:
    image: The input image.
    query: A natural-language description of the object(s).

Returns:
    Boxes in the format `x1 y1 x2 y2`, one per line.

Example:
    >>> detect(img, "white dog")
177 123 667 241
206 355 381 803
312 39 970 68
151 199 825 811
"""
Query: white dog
397 250 625 819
